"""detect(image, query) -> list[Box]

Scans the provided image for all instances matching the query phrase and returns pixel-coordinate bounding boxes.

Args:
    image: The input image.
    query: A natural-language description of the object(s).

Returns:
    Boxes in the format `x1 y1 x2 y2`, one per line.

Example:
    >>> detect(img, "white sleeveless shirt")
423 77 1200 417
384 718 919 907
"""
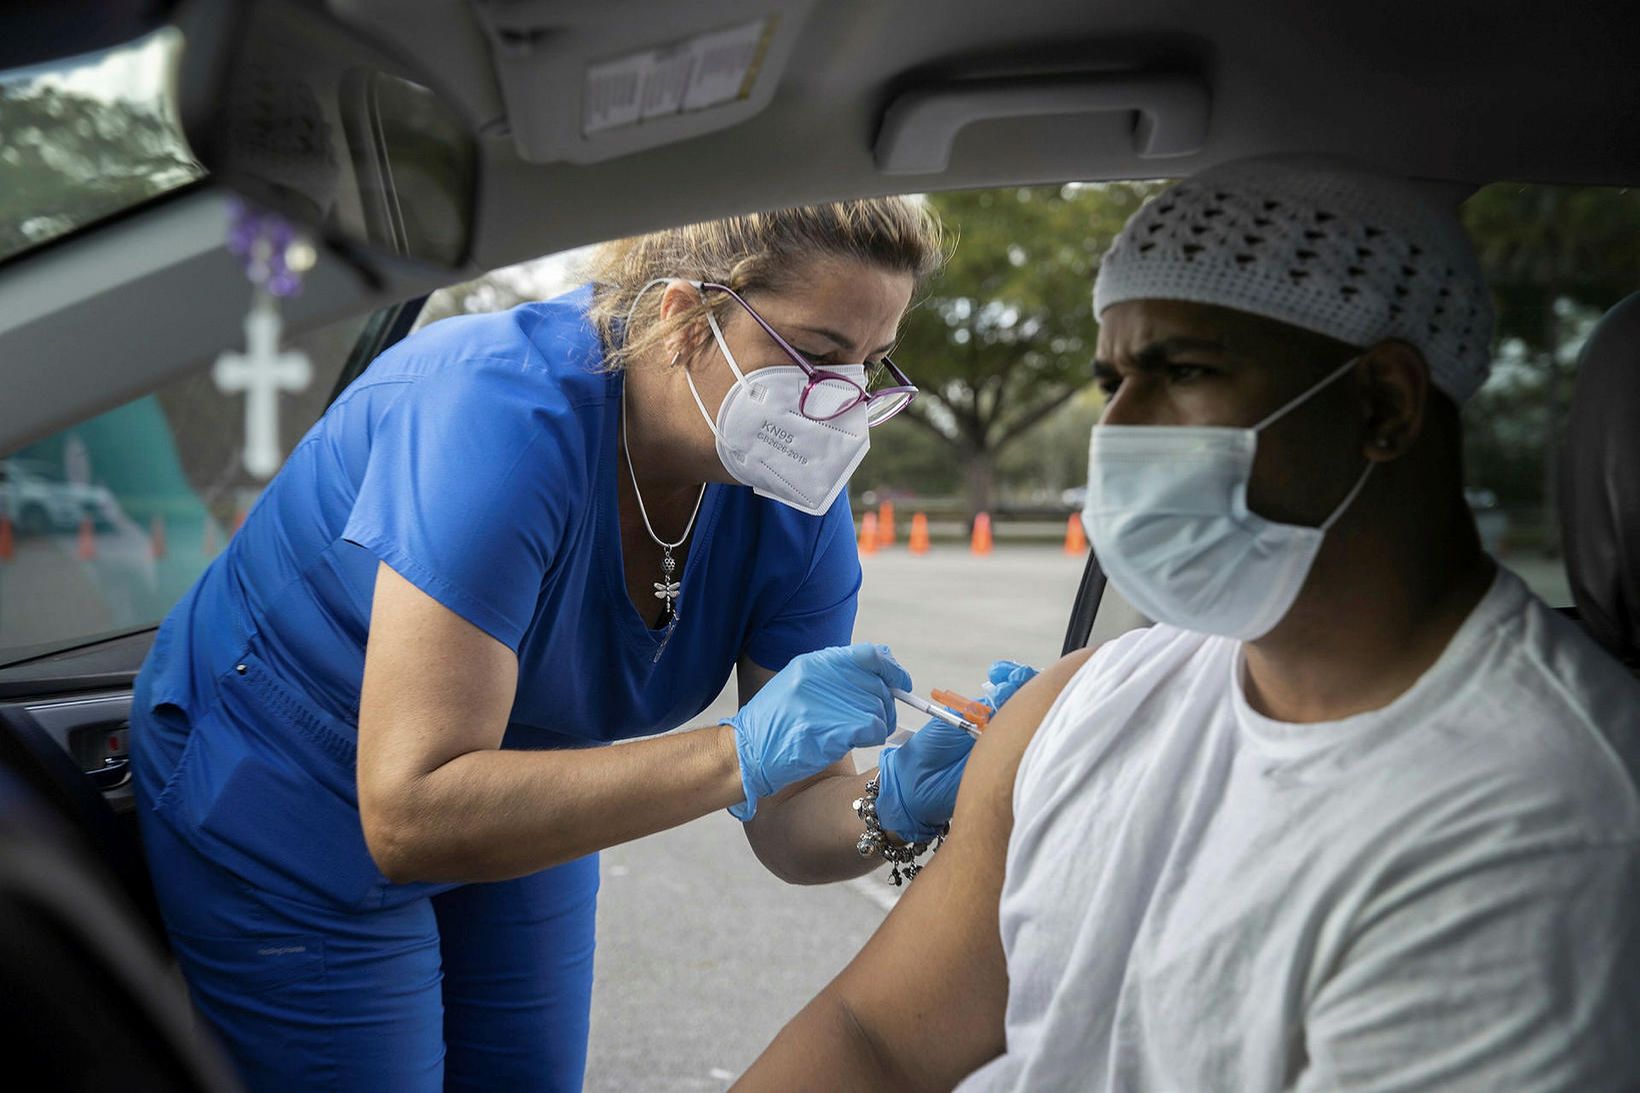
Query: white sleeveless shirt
958 569 1640 1091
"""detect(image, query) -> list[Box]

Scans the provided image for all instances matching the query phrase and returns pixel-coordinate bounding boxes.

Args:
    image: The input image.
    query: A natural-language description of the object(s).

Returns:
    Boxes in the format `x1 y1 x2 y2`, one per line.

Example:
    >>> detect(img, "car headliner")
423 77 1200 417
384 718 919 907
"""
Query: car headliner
2 0 1638 452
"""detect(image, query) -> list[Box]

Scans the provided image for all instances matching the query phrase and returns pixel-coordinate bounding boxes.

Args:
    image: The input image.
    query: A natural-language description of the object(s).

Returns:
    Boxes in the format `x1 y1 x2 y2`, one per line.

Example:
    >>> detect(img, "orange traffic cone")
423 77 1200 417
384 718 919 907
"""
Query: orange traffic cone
970 512 993 556
908 512 930 555
858 511 879 555
877 501 896 548
150 514 168 559
1063 512 1087 554
231 507 247 535
76 516 96 561
0 516 12 562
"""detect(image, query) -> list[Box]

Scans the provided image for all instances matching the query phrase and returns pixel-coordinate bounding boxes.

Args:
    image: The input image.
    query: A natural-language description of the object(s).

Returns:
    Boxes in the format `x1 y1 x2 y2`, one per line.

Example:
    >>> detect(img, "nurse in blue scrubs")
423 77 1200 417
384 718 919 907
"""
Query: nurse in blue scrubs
130 199 972 1090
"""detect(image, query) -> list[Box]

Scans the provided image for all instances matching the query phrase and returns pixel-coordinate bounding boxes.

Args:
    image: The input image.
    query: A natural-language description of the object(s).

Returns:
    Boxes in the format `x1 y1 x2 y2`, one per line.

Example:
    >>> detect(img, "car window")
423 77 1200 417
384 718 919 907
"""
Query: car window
0 313 368 665
411 247 594 334
0 27 204 266
1458 181 1640 606
855 182 1638 611
417 182 1634 622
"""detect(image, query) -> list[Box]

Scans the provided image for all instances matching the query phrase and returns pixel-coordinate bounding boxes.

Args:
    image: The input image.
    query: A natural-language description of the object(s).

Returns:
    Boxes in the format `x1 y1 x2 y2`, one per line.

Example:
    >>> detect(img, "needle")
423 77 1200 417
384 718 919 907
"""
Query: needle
890 688 982 738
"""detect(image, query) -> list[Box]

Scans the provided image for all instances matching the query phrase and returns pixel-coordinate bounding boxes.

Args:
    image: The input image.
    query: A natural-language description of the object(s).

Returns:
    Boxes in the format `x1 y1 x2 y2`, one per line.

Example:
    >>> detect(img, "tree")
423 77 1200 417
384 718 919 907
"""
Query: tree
866 183 1162 518
996 387 1104 500
0 82 200 259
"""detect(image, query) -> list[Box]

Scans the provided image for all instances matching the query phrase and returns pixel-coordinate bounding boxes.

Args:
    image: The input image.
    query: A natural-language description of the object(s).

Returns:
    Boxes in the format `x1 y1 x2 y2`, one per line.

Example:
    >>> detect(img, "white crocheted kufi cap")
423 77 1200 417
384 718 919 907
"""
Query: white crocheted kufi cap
1093 156 1495 403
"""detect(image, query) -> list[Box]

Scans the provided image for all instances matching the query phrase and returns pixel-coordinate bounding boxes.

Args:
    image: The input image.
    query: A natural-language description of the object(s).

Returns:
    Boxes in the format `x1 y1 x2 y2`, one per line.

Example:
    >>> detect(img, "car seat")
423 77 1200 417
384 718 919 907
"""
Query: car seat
1559 291 1640 668
0 766 240 1090
0 705 166 944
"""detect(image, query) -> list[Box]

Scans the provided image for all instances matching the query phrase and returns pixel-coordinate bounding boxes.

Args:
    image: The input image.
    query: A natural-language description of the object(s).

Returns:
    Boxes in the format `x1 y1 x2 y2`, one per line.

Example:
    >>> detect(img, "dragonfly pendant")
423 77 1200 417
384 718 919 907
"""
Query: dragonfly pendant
652 546 681 622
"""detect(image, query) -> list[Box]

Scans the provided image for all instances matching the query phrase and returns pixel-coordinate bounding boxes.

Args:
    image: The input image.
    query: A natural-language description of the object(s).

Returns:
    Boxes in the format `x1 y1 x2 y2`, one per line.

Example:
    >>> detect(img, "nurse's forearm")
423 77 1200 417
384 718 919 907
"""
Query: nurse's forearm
365 723 744 884
743 767 889 885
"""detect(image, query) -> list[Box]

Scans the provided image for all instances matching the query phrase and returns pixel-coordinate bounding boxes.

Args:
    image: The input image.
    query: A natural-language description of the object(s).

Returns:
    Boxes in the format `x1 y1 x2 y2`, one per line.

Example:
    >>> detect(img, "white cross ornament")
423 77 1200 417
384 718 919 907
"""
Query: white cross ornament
213 292 312 479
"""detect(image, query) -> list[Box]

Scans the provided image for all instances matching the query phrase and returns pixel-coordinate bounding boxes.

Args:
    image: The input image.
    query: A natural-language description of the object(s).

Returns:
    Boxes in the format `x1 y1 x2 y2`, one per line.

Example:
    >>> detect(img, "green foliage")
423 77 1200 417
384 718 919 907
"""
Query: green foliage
862 182 1163 514
0 82 201 261
996 387 1103 498
852 415 965 498
863 179 1640 528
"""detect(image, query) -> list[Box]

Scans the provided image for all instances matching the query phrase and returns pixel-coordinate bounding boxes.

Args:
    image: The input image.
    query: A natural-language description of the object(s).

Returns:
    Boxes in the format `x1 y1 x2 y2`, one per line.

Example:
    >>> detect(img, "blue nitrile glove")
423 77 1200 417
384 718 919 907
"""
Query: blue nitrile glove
726 642 912 821
876 659 1040 842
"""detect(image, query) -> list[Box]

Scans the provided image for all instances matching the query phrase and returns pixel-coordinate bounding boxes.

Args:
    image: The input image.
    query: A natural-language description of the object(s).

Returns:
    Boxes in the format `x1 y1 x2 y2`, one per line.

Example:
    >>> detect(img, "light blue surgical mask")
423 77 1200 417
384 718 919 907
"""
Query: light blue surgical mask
1081 355 1373 640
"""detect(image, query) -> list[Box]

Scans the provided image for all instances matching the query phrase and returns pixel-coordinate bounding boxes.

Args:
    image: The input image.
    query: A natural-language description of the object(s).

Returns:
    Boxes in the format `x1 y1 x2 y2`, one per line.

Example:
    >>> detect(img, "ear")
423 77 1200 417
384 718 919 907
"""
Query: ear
657 280 711 366
1357 340 1429 462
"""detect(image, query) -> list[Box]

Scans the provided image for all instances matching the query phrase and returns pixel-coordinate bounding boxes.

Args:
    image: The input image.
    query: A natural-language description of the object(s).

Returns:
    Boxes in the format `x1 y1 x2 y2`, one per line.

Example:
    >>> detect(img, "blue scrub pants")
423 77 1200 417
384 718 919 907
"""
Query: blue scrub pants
132 700 600 1092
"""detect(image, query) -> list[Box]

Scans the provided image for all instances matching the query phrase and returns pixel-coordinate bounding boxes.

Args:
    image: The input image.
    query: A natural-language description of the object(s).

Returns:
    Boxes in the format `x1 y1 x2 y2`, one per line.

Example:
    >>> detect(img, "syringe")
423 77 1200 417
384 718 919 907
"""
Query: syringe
890 688 984 739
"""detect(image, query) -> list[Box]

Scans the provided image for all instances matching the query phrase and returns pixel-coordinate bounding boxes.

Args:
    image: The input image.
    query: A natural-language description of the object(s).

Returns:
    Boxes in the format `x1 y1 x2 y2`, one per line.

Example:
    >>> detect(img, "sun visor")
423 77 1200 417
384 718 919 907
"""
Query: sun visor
470 0 817 166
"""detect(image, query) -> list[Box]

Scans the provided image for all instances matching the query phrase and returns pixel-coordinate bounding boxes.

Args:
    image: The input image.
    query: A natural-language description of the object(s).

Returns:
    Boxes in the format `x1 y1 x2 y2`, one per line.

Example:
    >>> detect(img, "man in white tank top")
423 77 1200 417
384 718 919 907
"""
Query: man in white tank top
738 157 1640 1091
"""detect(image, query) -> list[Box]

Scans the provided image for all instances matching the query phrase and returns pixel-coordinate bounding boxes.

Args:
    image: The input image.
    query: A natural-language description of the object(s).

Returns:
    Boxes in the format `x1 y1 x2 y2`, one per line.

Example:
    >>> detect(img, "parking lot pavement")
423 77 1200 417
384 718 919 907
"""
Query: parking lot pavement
584 546 1132 1091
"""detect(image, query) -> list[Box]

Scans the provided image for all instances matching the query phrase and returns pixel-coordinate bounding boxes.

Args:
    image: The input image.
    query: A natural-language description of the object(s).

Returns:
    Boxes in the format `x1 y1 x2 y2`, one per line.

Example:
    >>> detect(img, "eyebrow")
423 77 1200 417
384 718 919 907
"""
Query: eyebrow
794 324 898 360
1092 335 1231 373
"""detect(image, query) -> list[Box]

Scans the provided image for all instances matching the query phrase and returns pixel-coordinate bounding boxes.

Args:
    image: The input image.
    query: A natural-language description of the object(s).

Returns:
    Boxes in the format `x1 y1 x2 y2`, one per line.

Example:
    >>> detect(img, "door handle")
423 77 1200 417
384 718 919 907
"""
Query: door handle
87 756 131 791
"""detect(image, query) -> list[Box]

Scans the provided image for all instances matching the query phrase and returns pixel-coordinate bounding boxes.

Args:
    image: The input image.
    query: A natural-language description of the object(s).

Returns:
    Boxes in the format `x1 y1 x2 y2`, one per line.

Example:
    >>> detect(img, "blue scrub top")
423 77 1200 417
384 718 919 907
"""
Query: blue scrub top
138 286 860 907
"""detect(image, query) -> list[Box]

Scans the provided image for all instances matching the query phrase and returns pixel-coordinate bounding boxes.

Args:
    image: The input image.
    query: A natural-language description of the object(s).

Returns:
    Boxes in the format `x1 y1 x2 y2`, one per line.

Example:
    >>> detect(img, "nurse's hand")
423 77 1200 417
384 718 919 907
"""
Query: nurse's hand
726 642 911 821
875 659 1039 842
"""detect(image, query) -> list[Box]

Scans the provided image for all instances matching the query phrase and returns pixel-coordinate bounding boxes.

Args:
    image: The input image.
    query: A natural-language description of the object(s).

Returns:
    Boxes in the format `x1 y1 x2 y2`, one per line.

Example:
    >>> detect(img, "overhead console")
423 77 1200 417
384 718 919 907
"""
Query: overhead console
469 0 819 165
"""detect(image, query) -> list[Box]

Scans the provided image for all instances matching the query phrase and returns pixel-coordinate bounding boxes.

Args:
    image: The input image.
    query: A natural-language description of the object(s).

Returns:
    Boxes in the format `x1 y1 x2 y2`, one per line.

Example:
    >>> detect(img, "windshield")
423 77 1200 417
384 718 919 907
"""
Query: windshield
0 26 204 265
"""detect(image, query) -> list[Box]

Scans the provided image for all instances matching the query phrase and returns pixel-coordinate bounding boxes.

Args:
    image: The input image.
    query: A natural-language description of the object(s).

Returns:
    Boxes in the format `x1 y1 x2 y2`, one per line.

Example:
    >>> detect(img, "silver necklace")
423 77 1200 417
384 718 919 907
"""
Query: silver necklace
621 378 705 627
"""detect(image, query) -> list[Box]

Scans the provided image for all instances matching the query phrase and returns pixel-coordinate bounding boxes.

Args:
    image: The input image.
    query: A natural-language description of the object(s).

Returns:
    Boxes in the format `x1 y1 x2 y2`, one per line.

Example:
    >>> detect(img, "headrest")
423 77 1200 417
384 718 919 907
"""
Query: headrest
1559 291 1640 664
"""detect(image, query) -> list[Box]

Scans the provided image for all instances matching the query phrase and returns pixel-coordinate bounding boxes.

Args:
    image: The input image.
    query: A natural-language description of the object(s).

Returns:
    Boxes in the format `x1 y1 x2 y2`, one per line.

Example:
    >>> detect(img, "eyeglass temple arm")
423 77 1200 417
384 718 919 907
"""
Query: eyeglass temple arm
699 281 818 375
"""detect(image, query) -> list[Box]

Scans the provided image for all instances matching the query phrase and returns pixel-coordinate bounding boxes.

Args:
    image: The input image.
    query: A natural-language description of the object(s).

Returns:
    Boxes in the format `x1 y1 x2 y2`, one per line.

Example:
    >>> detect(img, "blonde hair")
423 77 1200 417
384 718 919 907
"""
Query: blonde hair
585 197 948 371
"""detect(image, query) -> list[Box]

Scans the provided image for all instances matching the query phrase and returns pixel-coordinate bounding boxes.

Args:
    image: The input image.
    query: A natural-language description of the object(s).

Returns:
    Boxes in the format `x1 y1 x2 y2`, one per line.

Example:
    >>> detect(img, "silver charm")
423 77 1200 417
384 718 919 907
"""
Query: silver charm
652 545 681 611
853 775 947 884
620 380 703 642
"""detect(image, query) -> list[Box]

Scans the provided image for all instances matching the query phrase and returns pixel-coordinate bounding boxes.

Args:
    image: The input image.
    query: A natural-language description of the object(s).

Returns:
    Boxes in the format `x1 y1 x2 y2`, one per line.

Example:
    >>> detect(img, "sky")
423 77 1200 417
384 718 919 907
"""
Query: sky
12 27 177 109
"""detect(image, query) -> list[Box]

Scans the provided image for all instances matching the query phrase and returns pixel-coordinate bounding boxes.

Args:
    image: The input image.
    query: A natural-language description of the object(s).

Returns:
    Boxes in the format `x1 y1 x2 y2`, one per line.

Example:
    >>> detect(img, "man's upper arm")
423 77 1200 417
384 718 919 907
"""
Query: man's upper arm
794 647 1096 1090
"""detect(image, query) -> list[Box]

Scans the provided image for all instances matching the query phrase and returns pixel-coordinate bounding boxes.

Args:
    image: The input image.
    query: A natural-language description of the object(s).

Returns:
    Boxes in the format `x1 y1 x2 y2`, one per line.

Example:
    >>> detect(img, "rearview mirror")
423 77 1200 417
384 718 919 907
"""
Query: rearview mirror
175 0 477 270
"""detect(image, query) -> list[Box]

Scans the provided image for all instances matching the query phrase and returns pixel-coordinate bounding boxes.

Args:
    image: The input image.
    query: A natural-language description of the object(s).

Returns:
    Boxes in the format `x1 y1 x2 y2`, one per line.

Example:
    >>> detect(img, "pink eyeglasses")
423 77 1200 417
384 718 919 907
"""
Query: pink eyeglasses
698 281 919 426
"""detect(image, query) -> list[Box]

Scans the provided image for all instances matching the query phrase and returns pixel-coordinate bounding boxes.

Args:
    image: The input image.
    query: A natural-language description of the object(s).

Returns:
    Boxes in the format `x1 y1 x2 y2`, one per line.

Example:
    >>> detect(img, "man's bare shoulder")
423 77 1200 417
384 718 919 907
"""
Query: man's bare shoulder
958 646 1099 829
732 645 1106 1092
